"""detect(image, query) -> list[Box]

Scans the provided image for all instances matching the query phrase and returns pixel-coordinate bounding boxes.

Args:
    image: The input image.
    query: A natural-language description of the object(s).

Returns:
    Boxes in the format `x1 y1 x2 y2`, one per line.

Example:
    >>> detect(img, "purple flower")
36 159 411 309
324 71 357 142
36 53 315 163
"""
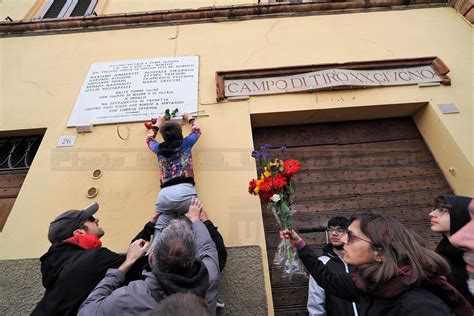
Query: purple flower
263 153 270 158
251 150 258 158
264 144 272 149
280 146 287 152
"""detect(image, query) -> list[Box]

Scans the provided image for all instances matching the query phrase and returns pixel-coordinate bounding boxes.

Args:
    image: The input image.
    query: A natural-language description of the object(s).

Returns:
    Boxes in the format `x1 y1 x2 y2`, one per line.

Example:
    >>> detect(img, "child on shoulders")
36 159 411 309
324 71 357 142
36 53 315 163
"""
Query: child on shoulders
146 112 201 244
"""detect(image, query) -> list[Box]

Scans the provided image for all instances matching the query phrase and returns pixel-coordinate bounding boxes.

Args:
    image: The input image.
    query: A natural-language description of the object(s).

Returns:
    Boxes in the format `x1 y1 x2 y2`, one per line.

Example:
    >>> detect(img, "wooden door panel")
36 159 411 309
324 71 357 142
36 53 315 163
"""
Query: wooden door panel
253 118 452 315
0 198 16 231
0 172 27 232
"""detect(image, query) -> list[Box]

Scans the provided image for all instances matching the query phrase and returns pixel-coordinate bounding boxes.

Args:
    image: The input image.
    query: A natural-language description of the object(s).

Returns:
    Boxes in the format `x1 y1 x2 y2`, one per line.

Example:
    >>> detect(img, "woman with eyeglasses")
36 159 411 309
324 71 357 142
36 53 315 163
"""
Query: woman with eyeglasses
429 195 474 305
281 212 472 316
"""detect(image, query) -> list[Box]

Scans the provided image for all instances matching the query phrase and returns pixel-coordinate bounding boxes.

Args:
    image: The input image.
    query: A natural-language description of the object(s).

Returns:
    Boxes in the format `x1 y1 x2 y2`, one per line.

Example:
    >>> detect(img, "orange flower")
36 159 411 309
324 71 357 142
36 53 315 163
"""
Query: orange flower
283 159 301 176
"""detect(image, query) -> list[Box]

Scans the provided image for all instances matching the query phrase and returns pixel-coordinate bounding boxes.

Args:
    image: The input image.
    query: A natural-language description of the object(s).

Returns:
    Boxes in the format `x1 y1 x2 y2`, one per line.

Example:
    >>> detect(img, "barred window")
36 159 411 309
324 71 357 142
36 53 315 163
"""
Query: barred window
0 136 43 171
0 134 44 232
37 0 98 20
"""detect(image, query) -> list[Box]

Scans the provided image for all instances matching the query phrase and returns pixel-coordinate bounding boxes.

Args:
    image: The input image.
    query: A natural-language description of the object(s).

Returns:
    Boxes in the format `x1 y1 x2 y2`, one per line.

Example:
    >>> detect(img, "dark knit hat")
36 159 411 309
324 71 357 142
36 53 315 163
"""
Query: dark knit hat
440 195 472 235
48 202 99 243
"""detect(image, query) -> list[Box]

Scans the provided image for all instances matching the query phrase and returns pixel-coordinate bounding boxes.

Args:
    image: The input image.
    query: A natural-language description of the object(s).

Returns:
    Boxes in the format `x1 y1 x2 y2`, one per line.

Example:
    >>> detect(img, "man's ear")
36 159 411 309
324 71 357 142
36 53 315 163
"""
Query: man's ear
73 229 86 236
468 199 474 212
148 252 153 266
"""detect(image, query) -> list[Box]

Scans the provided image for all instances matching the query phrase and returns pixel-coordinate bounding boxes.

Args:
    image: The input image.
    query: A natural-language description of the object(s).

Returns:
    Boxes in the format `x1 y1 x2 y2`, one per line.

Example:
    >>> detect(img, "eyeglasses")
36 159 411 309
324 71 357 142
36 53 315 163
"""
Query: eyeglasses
327 227 346 234
345 230 372 244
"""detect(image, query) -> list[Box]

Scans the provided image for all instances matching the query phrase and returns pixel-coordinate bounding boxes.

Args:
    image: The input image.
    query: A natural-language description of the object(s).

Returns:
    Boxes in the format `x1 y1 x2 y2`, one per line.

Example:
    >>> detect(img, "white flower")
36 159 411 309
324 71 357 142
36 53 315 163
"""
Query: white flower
271 194 281 203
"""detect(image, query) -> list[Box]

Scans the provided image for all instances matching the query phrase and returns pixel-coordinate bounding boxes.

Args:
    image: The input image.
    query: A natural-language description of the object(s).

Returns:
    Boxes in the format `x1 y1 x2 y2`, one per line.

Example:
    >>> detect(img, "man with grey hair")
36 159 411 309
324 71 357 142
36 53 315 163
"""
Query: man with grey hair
78 198 220 315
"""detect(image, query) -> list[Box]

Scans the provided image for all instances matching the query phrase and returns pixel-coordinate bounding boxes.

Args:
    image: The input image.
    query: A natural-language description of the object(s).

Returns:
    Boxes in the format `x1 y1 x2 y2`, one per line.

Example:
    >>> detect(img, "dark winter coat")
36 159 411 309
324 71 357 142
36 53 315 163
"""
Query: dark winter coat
308 244 359 315
31 222 154 316
436 195 474 305
203 219 227 272
299 245 458 316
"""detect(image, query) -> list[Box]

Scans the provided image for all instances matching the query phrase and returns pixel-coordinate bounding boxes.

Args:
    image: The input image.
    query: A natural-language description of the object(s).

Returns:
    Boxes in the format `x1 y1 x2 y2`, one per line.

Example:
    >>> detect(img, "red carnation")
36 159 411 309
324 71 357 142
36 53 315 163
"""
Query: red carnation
248 180 257 195
271 174 287 189
259 179 272 192
283 159 301 176
259 190 274 202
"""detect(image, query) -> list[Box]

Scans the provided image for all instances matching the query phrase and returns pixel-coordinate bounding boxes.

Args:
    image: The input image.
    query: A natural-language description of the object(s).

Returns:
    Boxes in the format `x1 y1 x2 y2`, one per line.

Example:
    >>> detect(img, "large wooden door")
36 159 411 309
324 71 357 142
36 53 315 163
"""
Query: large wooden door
0 172 27 231
252 117 452 315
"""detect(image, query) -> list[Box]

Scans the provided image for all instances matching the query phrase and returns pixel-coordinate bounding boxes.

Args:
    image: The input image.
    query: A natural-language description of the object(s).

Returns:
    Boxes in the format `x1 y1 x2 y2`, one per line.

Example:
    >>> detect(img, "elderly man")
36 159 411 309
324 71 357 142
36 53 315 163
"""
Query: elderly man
449 197 474 296
78 198 220 315
32 202 156 316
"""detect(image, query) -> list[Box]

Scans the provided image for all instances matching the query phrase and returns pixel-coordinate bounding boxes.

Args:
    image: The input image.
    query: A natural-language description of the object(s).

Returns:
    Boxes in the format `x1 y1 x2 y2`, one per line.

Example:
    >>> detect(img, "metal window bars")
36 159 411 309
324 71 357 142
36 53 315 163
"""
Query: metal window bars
0 136 43 171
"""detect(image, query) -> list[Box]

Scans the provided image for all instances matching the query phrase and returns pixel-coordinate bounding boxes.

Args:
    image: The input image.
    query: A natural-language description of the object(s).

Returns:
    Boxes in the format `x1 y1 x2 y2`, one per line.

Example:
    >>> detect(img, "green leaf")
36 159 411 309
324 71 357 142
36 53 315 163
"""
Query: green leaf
164 109 171 120
290 180 296 192
280 201 290 214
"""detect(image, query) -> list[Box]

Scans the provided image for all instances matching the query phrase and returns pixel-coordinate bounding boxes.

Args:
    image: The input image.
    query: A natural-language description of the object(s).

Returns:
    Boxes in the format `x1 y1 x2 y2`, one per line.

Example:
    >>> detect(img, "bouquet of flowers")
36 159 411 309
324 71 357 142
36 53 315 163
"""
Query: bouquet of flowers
249 144 306 277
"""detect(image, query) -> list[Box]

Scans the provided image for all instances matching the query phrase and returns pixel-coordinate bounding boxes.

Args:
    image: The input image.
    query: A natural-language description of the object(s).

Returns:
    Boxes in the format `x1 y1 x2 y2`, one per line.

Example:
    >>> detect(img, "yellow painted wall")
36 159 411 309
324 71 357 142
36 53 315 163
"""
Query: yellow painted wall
0 7 472 314
0 0 37 20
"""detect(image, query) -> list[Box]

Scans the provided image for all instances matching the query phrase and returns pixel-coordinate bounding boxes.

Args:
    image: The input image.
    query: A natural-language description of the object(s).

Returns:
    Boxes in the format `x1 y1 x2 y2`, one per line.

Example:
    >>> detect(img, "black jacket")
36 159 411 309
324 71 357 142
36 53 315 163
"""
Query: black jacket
317 244 359 316
299 245 455 316
32 222 154 316
436 195 474 305
203 219 227 272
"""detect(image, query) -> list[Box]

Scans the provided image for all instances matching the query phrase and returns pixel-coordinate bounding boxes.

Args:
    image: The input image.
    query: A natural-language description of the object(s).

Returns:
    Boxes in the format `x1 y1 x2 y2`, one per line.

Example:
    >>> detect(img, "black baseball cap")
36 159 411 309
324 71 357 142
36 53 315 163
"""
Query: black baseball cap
48 202 99 243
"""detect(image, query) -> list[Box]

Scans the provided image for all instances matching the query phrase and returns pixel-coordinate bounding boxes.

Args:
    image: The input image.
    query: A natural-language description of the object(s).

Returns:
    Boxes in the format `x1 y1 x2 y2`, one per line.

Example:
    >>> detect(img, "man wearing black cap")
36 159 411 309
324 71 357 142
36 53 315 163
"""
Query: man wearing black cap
32 202 156 316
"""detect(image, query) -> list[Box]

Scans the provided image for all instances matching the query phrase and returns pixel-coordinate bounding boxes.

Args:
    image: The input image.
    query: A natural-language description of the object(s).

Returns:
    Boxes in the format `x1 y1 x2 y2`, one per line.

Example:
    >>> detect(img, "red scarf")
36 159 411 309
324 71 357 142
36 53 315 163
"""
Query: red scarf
351 266 472 316
64 234 102 249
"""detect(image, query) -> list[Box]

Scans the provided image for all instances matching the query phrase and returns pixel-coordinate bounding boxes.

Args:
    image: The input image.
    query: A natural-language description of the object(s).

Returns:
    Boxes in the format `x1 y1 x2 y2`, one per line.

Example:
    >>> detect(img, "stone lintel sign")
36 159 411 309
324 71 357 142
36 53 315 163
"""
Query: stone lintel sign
67 56 199 127
224 66 442 98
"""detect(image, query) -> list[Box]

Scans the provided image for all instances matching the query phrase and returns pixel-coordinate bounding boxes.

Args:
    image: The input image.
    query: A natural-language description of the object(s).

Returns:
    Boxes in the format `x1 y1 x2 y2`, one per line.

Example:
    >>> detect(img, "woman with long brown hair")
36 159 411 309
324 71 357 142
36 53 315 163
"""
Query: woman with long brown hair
282 212 471 315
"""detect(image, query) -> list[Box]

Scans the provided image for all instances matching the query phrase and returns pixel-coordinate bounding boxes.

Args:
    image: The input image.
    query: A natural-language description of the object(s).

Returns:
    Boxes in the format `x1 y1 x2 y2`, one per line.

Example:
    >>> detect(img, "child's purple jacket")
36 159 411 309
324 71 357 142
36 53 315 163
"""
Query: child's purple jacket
146 121 201 187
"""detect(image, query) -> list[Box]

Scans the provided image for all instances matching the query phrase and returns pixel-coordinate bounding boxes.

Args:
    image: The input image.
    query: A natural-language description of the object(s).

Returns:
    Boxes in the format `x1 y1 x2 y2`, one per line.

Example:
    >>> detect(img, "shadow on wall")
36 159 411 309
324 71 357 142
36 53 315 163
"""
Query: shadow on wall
0 246 267 315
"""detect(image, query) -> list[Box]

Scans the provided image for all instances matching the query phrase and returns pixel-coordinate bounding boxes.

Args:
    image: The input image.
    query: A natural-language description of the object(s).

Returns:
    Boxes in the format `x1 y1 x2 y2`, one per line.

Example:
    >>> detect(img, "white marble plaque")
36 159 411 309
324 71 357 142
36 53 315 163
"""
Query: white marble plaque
67 56 199 127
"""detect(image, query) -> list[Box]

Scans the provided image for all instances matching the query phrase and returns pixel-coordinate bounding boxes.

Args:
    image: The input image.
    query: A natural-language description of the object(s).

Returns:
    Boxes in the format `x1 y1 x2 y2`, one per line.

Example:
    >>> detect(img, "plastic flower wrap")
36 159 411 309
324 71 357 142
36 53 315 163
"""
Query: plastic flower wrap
249 144 307 278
